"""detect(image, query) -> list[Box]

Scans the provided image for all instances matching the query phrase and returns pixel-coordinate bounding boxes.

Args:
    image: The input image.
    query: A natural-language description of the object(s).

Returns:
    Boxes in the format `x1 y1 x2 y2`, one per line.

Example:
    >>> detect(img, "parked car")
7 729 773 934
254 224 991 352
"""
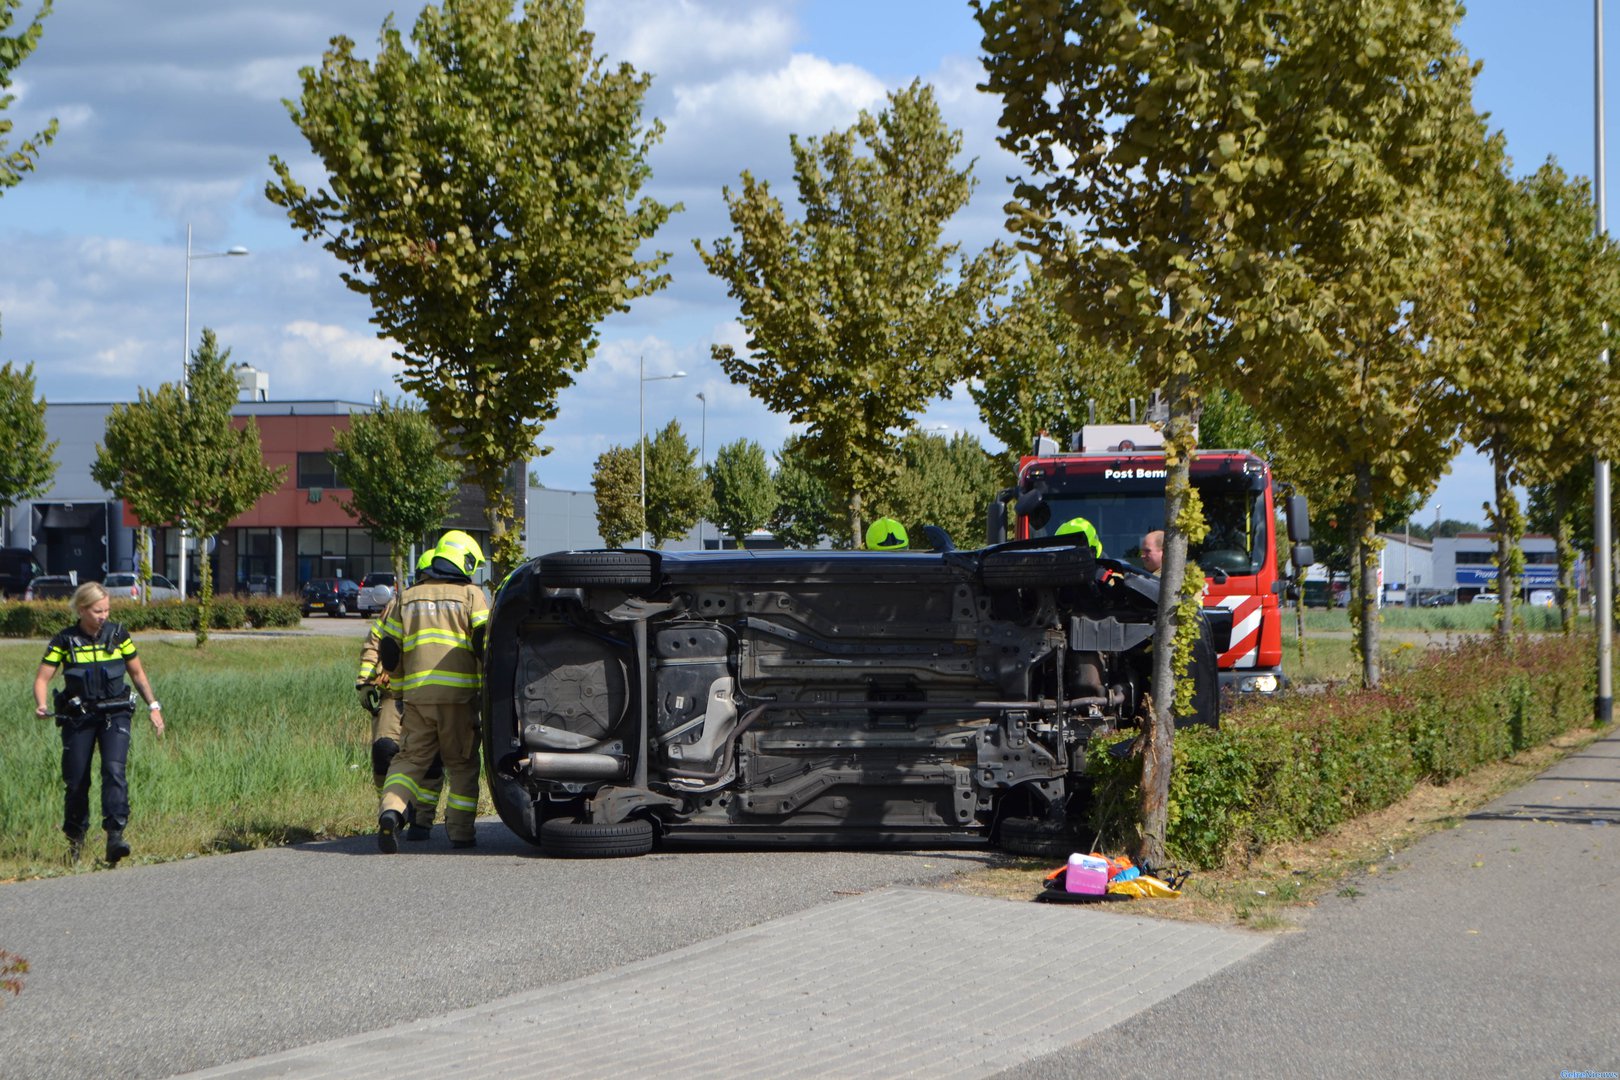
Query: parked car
25 574 77 601
1528 589 1557 607
357 571 397 615
0 547 40 598
1470 591 1500 605
301 577 361 618
1418 592 1456 607
482 540 1219 859
243 575 274 596
104 572 181 603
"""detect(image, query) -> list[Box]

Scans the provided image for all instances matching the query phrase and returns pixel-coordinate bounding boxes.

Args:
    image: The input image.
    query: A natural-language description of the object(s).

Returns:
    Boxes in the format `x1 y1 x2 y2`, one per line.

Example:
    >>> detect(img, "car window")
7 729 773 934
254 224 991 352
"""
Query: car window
153 576 176 589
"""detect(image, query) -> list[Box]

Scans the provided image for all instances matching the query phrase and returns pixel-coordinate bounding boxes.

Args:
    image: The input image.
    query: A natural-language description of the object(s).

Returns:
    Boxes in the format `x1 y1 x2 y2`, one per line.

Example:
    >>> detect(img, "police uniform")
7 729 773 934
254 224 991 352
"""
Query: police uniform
40 620 139 844
376 573 488 850
357 606 440 833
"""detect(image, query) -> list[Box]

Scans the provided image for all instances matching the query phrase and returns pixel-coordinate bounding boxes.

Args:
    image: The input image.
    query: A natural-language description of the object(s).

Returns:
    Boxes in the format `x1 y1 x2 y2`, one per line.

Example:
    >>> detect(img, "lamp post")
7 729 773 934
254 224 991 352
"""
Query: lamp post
638 355 687 549
178 223 250 600
696 391 708 551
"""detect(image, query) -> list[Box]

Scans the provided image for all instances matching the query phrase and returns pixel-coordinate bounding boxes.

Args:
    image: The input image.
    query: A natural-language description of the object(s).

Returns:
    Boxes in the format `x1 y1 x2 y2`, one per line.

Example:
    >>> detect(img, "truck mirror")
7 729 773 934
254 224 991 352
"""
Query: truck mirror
985 494 1010 545
1291 542 1314 570
1014 482 1047 517
1286 495 1311 543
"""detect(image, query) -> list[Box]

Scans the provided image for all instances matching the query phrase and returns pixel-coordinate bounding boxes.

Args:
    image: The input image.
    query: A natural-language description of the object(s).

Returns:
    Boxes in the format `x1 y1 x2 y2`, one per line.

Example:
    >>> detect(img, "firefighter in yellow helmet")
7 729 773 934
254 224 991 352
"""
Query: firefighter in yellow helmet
355 552 440 839
1056 515 1103 558
375 531 490 852
865 517 909 551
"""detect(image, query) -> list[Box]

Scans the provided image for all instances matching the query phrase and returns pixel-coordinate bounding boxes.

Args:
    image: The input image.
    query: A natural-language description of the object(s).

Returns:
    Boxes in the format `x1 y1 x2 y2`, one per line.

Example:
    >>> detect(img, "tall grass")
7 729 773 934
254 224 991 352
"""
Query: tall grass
0 637 380 881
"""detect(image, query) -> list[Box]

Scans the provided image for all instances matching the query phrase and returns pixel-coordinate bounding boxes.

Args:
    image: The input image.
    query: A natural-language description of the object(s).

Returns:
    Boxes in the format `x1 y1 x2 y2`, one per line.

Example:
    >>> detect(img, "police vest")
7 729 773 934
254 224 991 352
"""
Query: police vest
43 621 136 706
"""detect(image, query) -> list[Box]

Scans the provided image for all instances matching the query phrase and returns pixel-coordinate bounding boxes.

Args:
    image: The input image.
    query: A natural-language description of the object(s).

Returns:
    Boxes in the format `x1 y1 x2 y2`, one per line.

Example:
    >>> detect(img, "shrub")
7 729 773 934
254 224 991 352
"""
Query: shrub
0 597 301 636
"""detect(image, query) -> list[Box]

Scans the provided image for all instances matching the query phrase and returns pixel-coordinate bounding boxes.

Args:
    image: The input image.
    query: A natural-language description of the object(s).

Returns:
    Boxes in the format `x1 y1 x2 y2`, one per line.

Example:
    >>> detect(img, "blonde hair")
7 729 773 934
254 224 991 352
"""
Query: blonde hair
71 582 109 612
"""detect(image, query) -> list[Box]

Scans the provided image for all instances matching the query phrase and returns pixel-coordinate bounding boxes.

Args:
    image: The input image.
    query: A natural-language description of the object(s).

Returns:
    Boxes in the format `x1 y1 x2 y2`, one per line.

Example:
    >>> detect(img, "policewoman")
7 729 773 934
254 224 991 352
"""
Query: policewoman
31 581 165 864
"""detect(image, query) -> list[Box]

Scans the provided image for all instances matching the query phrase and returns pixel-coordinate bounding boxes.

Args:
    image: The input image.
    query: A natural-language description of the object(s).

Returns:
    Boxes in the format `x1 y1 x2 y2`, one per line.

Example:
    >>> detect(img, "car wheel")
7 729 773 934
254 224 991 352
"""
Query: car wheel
301 607 312 618
540 817 656 858
997 815 1086 859
539 551 657 590
980 546 1097 588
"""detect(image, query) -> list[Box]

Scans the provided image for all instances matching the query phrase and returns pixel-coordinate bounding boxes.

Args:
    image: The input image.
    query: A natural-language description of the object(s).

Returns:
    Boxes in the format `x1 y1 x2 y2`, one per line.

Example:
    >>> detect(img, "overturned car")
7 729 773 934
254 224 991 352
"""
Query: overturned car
481 538 1217 858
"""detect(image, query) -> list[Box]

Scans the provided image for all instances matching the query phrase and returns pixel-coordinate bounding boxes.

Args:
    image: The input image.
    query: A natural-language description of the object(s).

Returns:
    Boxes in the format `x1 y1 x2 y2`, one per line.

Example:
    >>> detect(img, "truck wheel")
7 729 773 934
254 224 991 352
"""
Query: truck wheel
980 546 1096 589
538 551 657 590
540 817 656 858
997 816 1086 859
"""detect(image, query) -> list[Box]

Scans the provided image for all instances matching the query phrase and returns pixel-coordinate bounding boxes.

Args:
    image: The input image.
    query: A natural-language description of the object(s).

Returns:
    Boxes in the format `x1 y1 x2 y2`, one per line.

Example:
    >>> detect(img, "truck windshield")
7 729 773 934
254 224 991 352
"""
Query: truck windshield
1024 470 1268 574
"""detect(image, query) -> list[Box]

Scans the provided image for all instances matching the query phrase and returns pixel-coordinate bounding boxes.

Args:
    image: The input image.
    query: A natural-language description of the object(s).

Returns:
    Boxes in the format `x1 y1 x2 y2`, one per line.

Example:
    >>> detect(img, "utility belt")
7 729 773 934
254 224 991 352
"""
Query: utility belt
54 690 135 725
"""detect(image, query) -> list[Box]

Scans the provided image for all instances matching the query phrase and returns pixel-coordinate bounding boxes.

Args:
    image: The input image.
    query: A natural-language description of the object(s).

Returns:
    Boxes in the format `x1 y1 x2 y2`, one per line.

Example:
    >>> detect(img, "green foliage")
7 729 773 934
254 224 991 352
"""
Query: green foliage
268 0 676 573
0 0 55 192
769 435 839 549
1088 633 1595 868
970 263 1146 461
698 81 1010 546
590 443 641 548
644 420 706 547
707 438 777 548
0 358 56 511
0 597 298 637
873 431 1001 551
332 400 459 580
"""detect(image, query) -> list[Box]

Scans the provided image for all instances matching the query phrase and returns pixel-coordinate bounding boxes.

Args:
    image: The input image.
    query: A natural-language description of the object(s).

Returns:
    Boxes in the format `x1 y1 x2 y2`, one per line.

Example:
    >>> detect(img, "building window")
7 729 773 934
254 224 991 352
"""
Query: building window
294 527 393 585
297 451 341 489
1455 550 1494 565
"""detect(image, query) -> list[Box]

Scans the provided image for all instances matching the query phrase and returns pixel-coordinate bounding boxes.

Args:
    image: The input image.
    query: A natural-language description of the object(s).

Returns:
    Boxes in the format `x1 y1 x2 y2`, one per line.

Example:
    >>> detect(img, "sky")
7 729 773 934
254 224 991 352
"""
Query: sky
0 0 1611 529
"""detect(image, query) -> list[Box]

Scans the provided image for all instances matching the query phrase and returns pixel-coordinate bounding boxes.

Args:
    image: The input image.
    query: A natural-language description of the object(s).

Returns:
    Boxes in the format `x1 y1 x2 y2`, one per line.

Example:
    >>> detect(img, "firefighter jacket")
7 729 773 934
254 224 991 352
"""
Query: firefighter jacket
378 579 489 704
42 621 137 709
357 603 393 685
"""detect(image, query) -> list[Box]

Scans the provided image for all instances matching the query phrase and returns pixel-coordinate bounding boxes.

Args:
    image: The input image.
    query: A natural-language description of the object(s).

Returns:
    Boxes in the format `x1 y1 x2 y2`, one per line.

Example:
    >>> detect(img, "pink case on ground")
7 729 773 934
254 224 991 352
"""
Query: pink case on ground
1065 853 1110 895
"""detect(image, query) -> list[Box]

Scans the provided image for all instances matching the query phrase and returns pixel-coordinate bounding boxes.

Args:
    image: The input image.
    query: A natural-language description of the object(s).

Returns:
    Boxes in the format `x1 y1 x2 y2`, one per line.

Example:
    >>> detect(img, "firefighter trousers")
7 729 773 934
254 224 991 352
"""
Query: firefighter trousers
381 700 480 844
60 710 132 837
370 694 440 827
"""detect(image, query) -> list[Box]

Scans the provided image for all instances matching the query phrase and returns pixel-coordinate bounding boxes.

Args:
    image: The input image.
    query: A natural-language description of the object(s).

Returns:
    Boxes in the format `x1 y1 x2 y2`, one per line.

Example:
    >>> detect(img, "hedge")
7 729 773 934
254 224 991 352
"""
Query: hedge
0 597 303 637
1087 633 1598 869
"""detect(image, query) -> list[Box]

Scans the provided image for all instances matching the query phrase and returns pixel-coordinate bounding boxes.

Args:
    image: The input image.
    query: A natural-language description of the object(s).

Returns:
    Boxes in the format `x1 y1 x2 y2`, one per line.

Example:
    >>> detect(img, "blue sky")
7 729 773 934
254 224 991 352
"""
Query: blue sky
0 1 1611 529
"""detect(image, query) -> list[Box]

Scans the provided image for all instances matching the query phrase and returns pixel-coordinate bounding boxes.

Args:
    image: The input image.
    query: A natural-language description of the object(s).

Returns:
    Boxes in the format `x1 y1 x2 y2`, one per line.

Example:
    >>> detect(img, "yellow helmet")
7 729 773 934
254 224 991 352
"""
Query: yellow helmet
865 517 909 551
1055 516 1102 557
433 530 485 577
416 549 434 572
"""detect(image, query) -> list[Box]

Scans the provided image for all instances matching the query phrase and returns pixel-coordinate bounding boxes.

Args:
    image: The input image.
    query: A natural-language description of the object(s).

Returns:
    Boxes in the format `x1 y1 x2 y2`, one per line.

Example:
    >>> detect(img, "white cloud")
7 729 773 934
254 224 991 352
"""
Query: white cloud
592 0 796 79
672 53 886 133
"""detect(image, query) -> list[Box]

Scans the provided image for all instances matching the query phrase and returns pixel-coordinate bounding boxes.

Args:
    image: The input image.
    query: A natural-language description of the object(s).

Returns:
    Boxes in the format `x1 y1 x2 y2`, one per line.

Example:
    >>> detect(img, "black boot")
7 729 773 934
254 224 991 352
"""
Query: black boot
377 809 404 854
405 822 432 841
67 833 85 862
106 830 131 866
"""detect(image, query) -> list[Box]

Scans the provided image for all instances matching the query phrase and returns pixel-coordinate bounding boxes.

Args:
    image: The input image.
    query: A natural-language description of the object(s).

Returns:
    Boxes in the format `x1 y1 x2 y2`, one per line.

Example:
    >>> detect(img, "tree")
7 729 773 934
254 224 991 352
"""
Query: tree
770 435 839 550
874 432 1002 550
707 439 777 549
970 263 1147 463
0 0 55 194
332 400 460 582
590 445 640 548
698 81 1010 546
267 0 676 576
976 0 1289 865
643 420 706 548
93 331 282 645
0 358 56 518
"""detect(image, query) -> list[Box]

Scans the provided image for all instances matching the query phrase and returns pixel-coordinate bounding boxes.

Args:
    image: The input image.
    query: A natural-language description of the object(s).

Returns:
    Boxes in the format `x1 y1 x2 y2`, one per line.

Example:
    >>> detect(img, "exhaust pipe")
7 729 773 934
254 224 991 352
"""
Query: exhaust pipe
526 752 627 780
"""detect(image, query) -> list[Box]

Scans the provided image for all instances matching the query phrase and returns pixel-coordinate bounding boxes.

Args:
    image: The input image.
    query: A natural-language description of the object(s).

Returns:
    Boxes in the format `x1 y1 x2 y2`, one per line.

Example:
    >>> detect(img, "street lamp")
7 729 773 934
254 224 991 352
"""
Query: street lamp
639 355 686 548
696 391 708 551
178 222 250 599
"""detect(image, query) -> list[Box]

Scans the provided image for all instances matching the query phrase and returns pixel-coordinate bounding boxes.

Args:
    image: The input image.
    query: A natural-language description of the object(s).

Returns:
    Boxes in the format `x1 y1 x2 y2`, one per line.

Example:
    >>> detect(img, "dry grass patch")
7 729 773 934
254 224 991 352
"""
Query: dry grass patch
934 725 1607 930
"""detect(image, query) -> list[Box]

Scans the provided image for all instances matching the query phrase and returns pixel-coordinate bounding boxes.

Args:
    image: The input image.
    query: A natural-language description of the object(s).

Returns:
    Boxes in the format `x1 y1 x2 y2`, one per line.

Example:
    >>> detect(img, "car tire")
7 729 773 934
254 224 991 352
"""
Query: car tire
997 815 1086 859
332 600 346 618
540 817 656 858
301 607 312 618
980 546 1096 588
539 551 657 590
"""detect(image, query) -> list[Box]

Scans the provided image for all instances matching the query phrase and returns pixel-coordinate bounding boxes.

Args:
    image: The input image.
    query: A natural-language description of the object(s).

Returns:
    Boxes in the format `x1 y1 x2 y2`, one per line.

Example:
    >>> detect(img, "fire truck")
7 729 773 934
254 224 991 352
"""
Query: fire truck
988 424 1313 694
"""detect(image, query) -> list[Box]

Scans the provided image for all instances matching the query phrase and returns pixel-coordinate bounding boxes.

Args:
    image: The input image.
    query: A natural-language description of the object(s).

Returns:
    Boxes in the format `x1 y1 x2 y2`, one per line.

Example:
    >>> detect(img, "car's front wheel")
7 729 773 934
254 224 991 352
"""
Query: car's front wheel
332 599 347 618
540 817 656 858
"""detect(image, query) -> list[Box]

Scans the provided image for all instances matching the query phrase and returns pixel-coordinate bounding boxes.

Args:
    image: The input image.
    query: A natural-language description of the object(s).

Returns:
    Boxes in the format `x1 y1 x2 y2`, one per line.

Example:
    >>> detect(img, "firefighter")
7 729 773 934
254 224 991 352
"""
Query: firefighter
375 531 489 852
1056 516 1103 557
31 582 165 864
356 549 439 839
865 517 909 551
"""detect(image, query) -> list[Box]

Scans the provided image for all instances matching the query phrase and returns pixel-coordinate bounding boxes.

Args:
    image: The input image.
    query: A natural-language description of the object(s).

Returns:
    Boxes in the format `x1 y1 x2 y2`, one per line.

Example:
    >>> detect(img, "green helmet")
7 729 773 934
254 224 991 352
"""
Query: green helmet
416 549 434 572
865 517 909 551
1056 516 1102 557
433 530 486 577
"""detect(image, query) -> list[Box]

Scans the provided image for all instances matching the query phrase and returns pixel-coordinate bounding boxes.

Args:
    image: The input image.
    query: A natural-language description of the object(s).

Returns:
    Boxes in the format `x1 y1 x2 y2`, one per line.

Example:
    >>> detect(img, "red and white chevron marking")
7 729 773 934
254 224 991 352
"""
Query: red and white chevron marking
1211 594 1262 668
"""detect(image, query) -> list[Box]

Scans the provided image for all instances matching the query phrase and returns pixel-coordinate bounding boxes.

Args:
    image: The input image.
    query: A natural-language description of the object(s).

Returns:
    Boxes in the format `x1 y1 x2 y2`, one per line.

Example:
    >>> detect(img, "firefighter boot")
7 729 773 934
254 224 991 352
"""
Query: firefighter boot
377 809 404 854
67 832 85 863
106 830 131 865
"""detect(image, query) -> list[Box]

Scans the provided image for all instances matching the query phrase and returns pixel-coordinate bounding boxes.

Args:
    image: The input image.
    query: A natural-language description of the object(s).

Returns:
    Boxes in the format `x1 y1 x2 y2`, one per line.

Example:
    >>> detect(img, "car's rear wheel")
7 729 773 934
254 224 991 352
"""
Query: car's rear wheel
997 815 1087 858
540 817 656 858
538 551 657 590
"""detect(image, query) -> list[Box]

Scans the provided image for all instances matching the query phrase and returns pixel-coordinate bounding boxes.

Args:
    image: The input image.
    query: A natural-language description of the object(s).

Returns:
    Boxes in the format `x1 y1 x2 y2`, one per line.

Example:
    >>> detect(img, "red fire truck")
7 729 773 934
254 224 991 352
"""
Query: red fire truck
989 424 1313 694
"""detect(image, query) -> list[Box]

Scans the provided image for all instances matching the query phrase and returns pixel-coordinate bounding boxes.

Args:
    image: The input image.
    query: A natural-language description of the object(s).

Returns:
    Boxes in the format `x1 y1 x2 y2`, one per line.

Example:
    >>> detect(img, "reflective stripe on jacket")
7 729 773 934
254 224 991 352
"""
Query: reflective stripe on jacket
42 621 137 704
379 580 488 703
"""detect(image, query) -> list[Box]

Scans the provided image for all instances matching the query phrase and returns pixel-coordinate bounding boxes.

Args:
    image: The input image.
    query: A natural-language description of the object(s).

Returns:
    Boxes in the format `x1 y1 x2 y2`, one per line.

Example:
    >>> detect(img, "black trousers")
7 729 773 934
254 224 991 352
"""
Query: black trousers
60 710 132 837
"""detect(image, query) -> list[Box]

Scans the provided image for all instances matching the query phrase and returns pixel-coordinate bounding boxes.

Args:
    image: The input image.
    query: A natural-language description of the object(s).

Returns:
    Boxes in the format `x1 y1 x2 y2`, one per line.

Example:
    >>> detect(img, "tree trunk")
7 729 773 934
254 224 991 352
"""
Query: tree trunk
1139 370 1196 869
1553 482 1575 633
195 534 214 648
135 528 150 607
1353 464 1380 689
1493 452 1516 650
847 491 863 551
